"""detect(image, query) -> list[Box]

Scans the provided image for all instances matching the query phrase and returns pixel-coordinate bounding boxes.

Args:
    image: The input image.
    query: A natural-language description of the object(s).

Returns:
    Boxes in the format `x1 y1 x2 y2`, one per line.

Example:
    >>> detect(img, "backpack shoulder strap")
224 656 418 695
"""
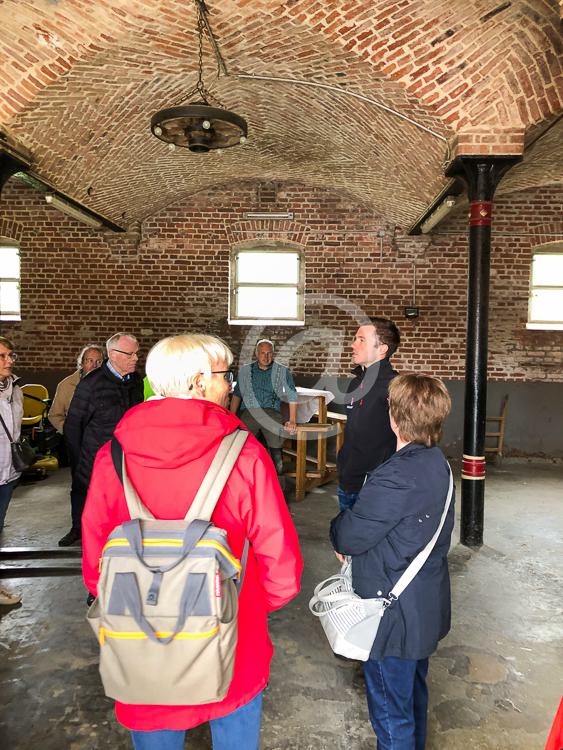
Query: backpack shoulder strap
110 436 155 520
185 430 249 523
110 436 123 479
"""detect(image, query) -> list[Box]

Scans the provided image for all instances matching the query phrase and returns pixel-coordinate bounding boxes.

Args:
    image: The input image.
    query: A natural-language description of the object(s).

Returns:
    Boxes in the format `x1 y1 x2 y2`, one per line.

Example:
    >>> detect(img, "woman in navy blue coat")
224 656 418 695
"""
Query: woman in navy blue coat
330 373 454 750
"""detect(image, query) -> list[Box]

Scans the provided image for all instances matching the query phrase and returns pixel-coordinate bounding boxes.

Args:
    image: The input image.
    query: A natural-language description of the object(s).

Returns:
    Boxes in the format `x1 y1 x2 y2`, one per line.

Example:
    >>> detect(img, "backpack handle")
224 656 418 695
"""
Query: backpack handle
121 517 211 575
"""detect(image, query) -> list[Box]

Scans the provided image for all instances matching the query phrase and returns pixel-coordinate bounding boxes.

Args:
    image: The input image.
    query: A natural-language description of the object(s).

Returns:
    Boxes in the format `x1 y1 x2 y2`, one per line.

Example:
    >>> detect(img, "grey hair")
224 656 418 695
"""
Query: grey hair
77 343 104 370
255 338 274 354
106 332 138 352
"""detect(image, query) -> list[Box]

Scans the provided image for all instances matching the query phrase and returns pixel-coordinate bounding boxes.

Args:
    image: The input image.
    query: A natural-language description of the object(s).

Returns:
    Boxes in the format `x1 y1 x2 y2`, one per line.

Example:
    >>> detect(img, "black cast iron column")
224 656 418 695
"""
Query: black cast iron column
446 156 520 547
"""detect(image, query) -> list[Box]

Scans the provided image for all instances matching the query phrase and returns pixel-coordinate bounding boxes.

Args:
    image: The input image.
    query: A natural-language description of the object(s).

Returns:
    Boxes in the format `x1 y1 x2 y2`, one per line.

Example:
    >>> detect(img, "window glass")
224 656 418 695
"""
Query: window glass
1 246 20 277
230 245 304 325
0 244 21 321
237 252 299 284
529 288 563 323
237 286 298 319
531 254 563 287
0 281 20 315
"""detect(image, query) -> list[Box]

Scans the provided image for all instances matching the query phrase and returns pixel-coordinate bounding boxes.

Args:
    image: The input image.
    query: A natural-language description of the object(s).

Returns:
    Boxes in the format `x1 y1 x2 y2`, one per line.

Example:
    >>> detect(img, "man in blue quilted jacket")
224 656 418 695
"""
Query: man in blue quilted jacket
61 332 143 546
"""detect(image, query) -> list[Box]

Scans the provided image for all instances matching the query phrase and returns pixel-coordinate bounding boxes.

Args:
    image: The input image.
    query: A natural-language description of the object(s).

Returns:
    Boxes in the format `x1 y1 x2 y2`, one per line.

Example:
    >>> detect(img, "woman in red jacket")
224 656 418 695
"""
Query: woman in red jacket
82 333 303 750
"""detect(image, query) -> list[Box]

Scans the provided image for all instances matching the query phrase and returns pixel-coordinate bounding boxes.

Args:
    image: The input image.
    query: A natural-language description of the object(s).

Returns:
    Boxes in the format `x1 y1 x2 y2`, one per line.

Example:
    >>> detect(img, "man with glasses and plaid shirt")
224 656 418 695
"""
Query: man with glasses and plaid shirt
61 332 143 546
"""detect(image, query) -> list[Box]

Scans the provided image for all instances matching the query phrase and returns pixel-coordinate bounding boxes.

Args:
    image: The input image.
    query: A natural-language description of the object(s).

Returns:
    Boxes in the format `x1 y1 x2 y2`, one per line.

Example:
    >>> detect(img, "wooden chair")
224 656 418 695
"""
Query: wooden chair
485 395 509 464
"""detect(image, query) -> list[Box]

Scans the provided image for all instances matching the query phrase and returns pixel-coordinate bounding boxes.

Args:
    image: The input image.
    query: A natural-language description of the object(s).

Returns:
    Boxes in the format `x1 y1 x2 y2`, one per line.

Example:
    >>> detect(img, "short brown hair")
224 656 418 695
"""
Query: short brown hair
0 336 15 350
367 317 401 358
388 373 451 447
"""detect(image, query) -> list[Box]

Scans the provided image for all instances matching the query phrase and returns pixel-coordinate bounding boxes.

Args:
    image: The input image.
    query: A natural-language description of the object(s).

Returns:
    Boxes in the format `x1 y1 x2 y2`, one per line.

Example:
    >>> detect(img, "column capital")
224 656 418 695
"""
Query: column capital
446 155 521 202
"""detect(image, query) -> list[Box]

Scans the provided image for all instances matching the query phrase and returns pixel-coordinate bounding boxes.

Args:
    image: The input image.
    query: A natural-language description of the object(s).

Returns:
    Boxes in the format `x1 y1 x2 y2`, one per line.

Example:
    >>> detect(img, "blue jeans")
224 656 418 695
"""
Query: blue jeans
363 656 429 750
130 691 263 750
0 479 18 532
337 486 360 512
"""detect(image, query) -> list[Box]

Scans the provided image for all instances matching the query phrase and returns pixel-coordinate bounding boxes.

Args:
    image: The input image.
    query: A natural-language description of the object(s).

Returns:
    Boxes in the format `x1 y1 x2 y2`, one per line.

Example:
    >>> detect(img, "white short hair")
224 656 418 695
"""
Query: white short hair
106 332 138 352
146 334 233 398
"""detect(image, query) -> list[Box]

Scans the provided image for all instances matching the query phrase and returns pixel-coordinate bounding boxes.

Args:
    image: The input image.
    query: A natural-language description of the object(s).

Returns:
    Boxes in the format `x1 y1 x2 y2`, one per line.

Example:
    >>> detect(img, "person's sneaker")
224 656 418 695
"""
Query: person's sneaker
0 586 22 606
58 528 81 547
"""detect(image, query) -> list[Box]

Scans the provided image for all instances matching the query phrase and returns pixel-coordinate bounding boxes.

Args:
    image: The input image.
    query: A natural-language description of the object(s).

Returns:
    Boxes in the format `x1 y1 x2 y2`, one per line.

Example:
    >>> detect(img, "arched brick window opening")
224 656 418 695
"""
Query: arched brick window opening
527 242 563 331
229 241 305 326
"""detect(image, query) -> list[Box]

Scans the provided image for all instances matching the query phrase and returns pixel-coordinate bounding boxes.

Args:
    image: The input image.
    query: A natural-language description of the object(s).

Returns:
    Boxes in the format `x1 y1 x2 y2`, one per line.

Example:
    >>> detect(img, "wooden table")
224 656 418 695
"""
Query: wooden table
283 391 347 501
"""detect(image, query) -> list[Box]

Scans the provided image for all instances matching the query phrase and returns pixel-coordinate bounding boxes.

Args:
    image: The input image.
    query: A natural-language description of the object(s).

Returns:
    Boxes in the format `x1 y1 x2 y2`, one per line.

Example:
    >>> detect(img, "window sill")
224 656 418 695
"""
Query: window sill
526 322 563 331
0 315 21 322
228 318 305 327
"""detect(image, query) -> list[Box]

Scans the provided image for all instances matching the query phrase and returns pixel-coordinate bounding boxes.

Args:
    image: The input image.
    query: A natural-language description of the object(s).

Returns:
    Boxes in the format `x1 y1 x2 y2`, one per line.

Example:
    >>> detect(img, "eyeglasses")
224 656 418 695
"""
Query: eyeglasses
112 349 140 359
210 370 235 384
0 352 17 362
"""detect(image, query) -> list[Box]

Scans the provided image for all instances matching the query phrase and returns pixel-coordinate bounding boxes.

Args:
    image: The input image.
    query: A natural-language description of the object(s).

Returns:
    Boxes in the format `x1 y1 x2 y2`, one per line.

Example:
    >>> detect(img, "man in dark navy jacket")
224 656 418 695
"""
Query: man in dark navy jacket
336 316 400 511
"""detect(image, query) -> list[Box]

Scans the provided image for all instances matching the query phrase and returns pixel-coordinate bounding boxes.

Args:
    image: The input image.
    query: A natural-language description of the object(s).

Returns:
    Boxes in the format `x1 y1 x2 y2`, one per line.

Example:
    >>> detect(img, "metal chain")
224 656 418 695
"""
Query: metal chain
170 0 225 107
196 5 205 97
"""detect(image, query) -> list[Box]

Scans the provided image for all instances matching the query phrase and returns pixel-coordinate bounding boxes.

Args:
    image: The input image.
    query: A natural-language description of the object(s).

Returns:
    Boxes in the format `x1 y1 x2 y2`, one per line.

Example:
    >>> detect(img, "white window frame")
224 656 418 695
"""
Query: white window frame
526 244 563 331
229 242 305 326
0 239 21 322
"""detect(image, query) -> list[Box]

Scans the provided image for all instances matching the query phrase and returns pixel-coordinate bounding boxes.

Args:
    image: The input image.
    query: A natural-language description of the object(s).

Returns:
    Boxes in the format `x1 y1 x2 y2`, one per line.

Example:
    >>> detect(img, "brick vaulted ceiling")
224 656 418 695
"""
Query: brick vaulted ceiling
0 0 561 229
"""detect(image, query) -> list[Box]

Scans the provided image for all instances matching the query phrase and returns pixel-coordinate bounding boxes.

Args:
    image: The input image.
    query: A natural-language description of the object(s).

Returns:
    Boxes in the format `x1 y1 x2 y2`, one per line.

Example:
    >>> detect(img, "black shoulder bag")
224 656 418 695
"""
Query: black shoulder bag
0 410 36 472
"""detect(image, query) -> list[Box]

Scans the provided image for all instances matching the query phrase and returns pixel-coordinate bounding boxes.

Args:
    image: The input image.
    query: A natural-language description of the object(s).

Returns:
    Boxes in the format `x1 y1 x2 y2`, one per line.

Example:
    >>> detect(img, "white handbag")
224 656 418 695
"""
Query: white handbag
309 467 454 661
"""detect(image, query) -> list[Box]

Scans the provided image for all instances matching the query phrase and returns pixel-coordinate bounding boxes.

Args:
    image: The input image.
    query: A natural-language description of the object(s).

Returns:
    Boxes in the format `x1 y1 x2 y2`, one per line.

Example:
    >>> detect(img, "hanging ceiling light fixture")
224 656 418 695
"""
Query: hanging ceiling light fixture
150 0 247 154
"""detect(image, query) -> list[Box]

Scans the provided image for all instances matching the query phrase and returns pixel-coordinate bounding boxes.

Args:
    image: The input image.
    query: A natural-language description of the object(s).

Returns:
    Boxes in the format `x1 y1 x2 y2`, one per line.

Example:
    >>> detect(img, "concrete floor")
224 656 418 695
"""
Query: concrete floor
0 461 562 749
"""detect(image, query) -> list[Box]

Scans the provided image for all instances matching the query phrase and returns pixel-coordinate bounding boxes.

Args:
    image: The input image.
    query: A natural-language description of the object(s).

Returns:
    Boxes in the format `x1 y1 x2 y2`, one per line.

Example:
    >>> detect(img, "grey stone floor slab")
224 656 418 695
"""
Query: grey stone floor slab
0 462 562 749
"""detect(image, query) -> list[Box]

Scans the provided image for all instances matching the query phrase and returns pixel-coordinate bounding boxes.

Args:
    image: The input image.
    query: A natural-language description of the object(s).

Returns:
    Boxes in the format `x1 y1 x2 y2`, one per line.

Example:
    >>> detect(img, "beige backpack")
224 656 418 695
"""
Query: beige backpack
87 429 248 705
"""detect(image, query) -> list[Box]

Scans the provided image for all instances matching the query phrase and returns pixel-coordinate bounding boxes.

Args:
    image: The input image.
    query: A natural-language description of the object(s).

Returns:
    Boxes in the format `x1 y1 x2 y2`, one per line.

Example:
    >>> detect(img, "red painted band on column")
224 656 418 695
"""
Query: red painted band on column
469 201 493 226
462 454 486 480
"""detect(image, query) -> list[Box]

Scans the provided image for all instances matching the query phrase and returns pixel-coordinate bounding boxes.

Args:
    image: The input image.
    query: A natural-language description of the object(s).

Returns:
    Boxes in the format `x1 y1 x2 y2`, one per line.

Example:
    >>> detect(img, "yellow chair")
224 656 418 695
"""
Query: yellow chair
20 384 49 428
19 384 59 475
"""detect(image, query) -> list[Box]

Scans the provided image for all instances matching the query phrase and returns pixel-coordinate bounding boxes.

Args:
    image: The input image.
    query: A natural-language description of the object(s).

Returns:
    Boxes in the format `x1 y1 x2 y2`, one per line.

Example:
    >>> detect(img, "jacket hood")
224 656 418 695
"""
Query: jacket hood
113 397 242 469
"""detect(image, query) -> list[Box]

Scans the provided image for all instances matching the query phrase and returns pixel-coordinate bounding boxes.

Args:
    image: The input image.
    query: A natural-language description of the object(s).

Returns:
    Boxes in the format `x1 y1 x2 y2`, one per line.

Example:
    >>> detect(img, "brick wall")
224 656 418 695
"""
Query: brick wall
1 178 561 382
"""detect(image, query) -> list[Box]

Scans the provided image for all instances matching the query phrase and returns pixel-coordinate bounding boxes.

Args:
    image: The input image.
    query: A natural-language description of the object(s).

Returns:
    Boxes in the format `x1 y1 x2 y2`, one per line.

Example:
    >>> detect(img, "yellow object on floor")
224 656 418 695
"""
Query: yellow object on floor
29 455 58 473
